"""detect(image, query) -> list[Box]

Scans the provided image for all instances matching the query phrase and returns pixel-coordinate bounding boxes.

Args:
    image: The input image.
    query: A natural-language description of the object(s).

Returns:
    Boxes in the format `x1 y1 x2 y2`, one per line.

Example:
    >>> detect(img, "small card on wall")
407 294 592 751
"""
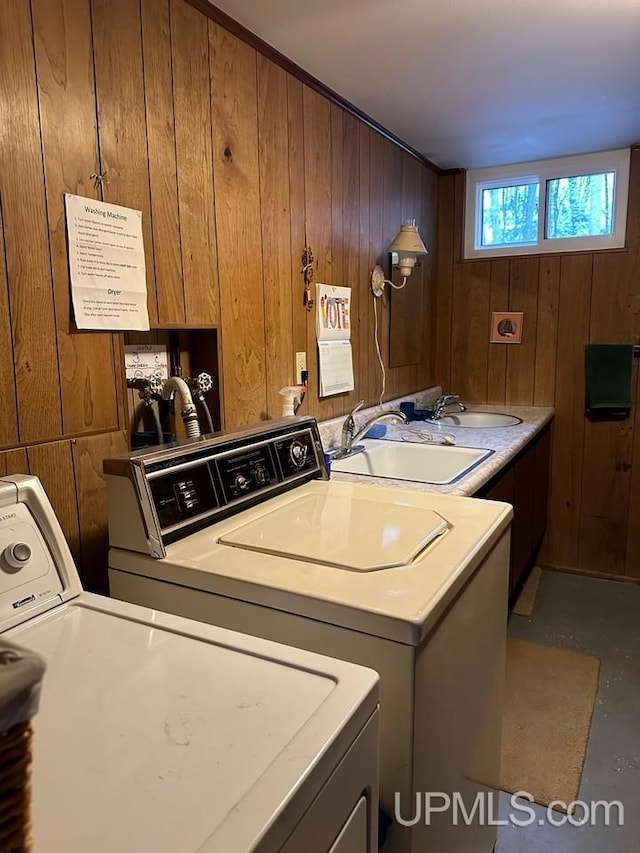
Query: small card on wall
491 312 523 344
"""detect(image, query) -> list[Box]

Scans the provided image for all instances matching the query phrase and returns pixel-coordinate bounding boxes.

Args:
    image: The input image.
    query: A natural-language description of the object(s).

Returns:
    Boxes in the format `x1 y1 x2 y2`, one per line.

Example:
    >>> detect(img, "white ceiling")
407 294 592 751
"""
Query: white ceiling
210 0 640 169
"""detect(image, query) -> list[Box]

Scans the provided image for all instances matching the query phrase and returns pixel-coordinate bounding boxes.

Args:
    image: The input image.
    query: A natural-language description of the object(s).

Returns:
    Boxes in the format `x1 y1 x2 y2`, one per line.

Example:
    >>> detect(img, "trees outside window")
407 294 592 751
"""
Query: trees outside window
464 149 629 259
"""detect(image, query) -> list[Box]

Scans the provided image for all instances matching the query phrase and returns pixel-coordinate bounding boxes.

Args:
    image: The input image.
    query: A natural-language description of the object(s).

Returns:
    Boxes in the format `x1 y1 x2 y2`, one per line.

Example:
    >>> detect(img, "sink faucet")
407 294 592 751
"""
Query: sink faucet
333 401 408 459
431 394 467 420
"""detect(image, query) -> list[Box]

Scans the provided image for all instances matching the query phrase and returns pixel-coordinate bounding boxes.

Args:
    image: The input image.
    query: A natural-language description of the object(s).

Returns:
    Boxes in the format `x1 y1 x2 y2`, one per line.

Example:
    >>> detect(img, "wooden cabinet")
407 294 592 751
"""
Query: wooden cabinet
477 424 551 600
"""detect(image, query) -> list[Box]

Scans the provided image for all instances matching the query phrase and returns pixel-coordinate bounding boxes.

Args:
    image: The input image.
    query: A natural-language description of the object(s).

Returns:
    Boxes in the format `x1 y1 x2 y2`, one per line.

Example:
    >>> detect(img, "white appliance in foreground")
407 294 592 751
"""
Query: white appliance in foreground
106 416 513 853
0 475 379 853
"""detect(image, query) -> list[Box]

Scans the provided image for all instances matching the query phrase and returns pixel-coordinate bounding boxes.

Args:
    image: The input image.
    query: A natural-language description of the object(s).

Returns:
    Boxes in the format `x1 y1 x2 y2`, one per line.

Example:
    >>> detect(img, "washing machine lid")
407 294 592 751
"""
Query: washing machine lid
6 593 377 853
219 493 448 571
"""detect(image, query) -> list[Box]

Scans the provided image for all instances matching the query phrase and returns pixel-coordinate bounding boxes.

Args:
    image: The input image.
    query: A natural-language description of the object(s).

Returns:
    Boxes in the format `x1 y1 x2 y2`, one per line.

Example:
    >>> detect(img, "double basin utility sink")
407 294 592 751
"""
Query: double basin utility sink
331 439 493 485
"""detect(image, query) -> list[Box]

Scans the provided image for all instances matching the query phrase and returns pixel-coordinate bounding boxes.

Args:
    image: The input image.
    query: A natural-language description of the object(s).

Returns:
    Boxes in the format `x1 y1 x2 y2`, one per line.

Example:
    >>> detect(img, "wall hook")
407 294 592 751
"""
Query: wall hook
89 171 109 193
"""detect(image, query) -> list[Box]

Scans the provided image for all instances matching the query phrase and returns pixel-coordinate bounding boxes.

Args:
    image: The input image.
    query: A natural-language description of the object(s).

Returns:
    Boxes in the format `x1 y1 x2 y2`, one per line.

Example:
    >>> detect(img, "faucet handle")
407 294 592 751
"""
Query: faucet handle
342 400 365 443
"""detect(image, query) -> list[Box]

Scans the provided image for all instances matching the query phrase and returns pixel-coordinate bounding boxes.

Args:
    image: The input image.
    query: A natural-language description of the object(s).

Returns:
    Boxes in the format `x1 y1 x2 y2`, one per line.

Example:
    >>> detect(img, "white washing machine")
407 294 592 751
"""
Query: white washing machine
0 475 379 853
105 417 513 853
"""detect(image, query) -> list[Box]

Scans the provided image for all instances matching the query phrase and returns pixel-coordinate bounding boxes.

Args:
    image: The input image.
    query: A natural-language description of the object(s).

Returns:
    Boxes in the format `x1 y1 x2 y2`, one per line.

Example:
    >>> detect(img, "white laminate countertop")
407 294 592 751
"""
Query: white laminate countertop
319 400 554 497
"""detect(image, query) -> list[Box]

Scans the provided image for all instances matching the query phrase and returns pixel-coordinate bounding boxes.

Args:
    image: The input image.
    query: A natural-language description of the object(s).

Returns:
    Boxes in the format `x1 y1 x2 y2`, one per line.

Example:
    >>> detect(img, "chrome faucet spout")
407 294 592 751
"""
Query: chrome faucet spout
431 394 466 420
333 403 409 459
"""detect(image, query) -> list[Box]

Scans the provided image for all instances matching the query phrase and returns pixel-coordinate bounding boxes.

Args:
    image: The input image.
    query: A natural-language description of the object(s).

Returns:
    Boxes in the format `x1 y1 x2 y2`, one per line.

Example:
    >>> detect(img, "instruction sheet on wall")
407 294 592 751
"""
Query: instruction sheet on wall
65 193 150 331
316 283 354 396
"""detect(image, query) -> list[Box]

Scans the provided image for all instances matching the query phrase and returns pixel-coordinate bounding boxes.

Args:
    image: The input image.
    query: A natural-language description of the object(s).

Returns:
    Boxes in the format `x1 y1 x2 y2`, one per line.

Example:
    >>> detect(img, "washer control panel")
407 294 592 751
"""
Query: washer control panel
0 503 63 622
135 419 327 545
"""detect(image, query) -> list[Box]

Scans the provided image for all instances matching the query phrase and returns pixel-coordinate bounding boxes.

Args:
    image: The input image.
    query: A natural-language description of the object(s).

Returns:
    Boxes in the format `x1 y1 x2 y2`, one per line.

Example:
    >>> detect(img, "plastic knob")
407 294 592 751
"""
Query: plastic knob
3 542 32 571
234 474 250 492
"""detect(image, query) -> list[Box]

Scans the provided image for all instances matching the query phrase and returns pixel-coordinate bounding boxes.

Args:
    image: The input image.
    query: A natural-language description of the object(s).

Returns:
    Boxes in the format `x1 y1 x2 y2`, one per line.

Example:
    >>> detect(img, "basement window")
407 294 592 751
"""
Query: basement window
464 149 630 259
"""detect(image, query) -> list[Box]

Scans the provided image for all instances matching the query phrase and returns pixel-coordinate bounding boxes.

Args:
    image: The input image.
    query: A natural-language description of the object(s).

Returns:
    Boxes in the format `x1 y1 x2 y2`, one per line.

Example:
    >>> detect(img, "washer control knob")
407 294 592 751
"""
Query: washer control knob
289 440 308 469
3 542 32 571
234 474 250 492
255 466 269 485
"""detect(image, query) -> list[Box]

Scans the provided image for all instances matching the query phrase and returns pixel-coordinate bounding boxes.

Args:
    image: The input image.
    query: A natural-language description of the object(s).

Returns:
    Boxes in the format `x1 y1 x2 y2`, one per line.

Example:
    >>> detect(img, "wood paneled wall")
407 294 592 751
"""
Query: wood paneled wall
0 0 437 590
434 147 640 579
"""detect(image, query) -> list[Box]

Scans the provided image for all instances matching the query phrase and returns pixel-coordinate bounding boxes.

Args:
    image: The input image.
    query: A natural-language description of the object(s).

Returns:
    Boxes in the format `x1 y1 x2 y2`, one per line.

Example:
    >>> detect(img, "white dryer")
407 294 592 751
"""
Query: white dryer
106 416 513 853
0 475 379 853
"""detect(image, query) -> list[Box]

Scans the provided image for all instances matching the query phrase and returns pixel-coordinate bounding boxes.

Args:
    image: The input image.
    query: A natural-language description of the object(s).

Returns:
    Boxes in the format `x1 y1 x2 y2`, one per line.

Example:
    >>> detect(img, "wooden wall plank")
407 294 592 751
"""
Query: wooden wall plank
357 125 372 405
33 0 119 436
141 0 185 325
210 23 266 425
342 112 360 411
420 166 437 388
0 449 29 476
381 140 403 401
368 131 385 404
0 0 62 442
432 174 455 392
171 0 219 325
486 259 509 403
533 256 560 406
330 105 345 288
506 257 539 404
286 76 308 387
257 56 294 417
0 200 19 448
303 85 342 418
390 155 422 372
578 408 635 575
92 0 158 324
72 430 128 592
545 254 592 569
27 440 81 564
451 262 491 401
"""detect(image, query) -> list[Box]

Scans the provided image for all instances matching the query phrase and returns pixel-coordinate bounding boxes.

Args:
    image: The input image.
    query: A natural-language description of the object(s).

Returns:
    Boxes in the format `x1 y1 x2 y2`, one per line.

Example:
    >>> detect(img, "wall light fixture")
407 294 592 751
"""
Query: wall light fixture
370 219 428 297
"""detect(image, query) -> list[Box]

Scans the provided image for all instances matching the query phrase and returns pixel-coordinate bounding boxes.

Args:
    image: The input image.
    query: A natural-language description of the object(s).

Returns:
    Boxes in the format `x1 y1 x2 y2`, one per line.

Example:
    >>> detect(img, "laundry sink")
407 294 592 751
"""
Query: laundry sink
330 439 493 485
432 412 522 428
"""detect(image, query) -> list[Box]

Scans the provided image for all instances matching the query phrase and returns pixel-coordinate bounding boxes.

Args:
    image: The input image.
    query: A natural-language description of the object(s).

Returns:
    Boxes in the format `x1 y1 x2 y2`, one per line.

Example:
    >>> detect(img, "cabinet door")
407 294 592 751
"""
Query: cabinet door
512 446 536 593
480 467 515 592
483 466 514 505
533 425 552 548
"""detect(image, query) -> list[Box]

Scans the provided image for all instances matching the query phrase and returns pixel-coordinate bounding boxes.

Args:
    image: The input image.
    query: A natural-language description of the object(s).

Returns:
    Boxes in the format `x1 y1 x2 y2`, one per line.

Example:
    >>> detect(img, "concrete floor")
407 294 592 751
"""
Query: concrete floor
497 570 640 852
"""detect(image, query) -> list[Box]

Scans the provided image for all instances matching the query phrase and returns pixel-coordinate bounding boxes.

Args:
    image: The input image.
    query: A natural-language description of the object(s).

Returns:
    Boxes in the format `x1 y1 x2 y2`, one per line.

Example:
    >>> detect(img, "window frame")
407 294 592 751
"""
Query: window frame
464 149 630 259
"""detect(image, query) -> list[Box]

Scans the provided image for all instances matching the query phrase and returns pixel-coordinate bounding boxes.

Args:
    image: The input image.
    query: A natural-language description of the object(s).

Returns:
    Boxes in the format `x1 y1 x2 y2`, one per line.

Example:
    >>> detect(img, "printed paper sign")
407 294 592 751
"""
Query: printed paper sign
65 193 150 330
315 284 354 396
124 344 169 381
316 284 352 342
318 340 355 396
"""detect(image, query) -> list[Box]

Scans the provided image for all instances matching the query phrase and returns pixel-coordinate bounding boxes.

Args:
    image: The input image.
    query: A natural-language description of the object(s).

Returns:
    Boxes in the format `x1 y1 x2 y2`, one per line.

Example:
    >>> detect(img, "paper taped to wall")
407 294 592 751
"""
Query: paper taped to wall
65 193 150 331
318 340 354 396
316 284 354 396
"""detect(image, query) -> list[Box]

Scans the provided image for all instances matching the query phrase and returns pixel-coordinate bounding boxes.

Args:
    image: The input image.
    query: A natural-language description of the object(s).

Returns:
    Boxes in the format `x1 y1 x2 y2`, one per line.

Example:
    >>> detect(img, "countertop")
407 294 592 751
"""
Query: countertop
319 401 554 497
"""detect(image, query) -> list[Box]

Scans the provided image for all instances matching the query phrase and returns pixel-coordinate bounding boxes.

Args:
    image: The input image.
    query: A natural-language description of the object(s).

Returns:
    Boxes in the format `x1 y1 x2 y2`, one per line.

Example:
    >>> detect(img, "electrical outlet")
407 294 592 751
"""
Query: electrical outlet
295 352 307 384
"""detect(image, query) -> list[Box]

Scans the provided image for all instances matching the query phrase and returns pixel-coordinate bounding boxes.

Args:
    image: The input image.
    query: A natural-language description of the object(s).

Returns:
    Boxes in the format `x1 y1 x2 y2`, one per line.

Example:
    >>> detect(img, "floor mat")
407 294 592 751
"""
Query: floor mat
500 637 600 812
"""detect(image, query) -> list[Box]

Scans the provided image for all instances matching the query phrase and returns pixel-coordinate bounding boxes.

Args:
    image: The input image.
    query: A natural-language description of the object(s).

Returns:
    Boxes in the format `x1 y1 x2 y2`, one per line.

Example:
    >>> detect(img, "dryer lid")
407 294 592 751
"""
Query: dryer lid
218 493 448 572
